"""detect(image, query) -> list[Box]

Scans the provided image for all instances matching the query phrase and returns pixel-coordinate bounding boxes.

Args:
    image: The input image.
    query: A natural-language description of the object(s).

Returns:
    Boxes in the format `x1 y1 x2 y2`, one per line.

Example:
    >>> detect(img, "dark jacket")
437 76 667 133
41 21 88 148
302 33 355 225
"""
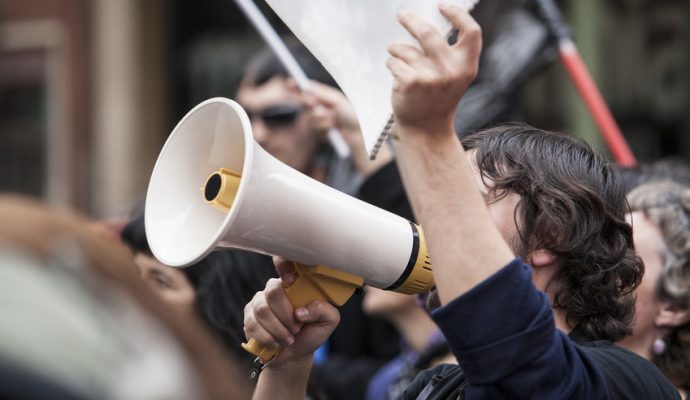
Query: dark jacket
401 259 680 400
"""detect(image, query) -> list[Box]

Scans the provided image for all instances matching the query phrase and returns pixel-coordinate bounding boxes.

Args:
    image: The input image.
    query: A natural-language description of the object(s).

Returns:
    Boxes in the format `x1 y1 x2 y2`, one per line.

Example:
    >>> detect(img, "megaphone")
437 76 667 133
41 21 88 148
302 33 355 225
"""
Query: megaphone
145 97 433 360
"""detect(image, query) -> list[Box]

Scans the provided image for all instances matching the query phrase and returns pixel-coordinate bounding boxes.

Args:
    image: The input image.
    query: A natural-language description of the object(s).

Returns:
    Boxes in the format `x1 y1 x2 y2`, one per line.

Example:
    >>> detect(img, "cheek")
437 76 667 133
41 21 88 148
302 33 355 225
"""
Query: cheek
292 118 317 145
144 278 195 309
164 286 195 306
488 196 521 247
636 251 663 306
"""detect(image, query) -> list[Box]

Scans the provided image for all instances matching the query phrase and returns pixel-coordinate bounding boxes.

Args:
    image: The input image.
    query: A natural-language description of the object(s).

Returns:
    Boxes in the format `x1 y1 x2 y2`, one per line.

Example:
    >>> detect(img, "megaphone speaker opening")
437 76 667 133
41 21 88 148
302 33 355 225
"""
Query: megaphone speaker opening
203 168 242 213
204 173 222 202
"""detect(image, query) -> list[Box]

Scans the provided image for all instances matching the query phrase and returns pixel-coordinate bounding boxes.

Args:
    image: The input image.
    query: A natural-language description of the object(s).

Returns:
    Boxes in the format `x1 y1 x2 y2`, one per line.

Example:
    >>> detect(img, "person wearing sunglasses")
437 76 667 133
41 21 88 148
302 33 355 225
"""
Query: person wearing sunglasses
236 40 394 196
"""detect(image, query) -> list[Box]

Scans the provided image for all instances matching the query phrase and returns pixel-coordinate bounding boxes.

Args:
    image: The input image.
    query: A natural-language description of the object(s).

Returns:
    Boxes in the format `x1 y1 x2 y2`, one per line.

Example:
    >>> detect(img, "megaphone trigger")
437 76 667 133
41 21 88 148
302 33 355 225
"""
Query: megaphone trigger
242 263 364 362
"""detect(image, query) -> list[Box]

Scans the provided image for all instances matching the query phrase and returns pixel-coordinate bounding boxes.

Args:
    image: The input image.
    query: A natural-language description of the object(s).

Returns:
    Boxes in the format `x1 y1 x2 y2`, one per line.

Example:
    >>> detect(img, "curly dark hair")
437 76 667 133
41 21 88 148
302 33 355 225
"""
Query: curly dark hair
461 123 643 342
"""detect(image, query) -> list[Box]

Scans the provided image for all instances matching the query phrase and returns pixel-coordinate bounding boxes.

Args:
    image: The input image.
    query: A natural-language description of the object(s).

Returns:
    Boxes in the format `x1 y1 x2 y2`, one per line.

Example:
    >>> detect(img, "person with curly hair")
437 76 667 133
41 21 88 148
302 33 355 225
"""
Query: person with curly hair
243 5 678 399
620 180 690 399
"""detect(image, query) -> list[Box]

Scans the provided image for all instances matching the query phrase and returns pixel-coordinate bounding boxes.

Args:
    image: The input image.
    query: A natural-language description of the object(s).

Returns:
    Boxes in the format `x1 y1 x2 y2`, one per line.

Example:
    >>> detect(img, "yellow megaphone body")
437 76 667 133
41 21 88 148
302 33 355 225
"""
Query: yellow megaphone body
145 98 433 361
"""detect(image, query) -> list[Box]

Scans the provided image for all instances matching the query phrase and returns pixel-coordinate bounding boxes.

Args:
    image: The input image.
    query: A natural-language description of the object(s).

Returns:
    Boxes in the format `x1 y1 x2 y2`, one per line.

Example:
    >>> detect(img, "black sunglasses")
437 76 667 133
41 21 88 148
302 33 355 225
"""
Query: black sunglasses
244 104 303 129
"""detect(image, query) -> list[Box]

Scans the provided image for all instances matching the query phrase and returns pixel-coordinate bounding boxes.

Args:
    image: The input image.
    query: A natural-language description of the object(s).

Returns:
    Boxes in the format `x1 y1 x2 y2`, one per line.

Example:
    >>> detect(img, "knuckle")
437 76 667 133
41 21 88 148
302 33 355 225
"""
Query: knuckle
244 317 257 332
418 27 435 41
266 277 282 289
463 64 479 81
419 72 436 88
265 286 284 302
465 24 481 39
254 302 271 318
438 69 454 87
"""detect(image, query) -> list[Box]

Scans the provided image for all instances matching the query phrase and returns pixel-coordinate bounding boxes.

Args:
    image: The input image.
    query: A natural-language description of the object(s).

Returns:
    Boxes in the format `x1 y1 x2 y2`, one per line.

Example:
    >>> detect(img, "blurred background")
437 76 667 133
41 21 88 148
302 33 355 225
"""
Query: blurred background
0 0 688 217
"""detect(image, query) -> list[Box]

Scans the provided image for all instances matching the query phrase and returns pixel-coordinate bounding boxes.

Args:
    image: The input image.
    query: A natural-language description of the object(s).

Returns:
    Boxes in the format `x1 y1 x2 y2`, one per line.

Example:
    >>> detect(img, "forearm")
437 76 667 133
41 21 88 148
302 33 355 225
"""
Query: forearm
392 125 513 304
252 357 313 400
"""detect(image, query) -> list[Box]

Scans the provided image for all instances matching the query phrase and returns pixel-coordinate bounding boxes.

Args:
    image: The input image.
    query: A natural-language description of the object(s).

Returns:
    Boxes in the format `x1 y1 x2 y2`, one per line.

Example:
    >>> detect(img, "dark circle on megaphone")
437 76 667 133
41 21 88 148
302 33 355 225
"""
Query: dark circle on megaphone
204 173 222 202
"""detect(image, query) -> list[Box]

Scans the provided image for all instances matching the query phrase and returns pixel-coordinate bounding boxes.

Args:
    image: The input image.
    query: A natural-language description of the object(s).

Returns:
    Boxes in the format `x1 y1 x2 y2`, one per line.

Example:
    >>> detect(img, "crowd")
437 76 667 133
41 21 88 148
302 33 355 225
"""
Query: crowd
1 3 689 400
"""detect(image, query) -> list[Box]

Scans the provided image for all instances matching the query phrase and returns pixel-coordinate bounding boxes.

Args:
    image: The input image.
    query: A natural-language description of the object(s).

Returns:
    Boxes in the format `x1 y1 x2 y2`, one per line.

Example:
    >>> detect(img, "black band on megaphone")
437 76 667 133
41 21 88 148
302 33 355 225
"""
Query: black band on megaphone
385 222 420 292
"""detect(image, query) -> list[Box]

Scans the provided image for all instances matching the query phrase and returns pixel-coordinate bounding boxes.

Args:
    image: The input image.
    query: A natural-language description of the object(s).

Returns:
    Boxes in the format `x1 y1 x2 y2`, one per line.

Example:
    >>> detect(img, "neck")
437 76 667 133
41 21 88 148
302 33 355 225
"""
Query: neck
532 262 572 335
617 330 655 360
552 307 572 335
389 307 438 353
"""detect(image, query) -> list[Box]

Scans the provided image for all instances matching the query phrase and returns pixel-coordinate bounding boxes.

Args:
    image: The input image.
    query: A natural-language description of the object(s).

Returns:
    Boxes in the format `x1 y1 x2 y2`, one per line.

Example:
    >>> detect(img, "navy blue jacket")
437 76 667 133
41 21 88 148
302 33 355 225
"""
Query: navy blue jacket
403 258 679 399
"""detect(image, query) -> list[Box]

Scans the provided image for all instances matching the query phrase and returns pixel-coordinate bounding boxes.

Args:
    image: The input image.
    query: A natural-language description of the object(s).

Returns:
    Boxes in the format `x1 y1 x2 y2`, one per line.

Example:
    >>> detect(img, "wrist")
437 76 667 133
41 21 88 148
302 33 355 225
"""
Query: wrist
263 354 313 375
394 125 460 157
253 356 313 399
259 356 313 387
395 118 456 142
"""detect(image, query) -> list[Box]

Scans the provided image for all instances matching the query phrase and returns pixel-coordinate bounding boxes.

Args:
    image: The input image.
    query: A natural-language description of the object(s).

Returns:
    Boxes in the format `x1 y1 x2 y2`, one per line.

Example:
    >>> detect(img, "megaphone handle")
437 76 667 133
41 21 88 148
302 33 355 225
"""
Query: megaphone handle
242 263 364 363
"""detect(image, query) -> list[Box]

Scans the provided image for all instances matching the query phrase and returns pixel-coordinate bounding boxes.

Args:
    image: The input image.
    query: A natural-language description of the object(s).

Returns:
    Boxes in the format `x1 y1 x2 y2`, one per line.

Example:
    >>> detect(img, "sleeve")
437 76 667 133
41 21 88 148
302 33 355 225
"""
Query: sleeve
430 258 609 399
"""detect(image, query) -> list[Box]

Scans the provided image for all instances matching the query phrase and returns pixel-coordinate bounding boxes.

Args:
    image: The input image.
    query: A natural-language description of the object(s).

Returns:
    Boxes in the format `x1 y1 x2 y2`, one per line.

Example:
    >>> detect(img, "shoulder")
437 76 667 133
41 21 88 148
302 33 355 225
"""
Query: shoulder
579 341 680 399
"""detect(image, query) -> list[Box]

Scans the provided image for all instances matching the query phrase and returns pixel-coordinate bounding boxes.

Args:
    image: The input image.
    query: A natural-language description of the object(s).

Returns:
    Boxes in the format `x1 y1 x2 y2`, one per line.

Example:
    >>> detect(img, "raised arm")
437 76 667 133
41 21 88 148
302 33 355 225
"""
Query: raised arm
387 4 514 305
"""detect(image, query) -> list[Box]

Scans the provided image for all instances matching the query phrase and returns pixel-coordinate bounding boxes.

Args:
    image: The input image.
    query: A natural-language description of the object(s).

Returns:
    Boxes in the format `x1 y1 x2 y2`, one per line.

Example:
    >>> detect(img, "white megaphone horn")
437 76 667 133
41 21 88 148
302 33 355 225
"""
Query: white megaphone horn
145 98 433 361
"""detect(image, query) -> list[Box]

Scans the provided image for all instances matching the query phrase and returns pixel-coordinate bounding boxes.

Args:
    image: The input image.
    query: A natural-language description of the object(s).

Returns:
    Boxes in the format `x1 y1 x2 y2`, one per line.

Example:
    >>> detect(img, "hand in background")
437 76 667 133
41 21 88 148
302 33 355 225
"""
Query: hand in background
297 79 395 177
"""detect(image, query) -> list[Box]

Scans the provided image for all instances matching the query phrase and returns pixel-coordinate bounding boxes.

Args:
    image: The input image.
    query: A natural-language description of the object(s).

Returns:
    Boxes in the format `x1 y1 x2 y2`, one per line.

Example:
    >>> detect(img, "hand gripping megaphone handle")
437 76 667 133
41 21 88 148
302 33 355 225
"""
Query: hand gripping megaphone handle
242 263 365 363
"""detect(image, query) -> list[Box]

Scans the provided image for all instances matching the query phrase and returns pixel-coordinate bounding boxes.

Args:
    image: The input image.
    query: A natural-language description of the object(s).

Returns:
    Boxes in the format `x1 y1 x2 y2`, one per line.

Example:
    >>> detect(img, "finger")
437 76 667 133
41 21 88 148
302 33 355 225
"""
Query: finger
249 279 299 344
244 290 291 348
294 300 340 326
285 78 302 94
305 80 344 108
307 104 335 133
397 11 447 60
243 312 280 349
439 3 482 56
273 256 296 285
385 56 415 82
264 278 303 336
387 43 425 68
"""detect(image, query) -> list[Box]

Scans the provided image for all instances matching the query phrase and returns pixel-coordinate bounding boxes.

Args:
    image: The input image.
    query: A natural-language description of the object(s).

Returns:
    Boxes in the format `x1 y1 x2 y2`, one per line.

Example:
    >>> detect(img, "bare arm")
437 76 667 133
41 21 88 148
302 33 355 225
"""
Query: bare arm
388 5 514 305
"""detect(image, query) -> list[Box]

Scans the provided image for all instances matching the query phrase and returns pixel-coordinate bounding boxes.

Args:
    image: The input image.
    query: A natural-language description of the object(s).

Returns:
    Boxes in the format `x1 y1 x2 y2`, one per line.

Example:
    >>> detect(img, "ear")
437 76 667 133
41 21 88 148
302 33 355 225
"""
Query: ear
528 249 558 294
528 249 556 269
655 302 690 328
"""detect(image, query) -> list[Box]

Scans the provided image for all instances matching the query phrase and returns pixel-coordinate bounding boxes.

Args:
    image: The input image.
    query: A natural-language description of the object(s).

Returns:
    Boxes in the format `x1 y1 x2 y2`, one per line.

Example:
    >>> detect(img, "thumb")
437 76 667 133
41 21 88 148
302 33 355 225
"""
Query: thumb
295 300 340 326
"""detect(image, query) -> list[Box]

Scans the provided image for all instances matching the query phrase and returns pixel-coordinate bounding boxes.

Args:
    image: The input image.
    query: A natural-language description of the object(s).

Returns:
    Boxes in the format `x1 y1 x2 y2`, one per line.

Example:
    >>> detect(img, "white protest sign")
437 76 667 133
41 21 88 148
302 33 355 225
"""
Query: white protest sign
263 0 479 158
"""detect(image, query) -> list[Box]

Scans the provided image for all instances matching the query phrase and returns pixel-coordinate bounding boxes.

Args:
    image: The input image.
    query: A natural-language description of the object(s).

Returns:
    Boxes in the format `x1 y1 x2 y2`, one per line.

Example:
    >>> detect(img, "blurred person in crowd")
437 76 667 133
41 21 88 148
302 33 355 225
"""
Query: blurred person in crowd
236 39 394 195
620 180 690 398
120 215 278 369
622 157 690 193
243 5 679 399
362 287 452 400
0 195 249 400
